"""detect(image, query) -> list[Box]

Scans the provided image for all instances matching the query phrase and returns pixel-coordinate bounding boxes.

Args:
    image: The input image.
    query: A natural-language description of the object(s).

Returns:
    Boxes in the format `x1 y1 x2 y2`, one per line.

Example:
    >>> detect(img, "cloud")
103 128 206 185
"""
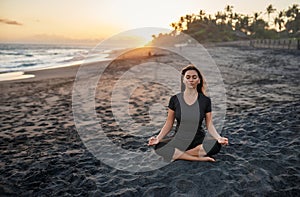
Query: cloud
0 18 22 26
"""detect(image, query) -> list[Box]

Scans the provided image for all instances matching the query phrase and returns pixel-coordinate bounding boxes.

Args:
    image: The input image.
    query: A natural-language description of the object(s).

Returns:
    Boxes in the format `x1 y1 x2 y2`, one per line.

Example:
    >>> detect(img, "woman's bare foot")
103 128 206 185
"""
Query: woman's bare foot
198 156 215 162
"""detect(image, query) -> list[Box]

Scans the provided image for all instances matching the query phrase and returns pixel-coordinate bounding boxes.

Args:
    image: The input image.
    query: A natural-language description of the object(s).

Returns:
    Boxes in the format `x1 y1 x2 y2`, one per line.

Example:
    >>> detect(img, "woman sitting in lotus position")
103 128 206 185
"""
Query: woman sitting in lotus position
148 64 228 162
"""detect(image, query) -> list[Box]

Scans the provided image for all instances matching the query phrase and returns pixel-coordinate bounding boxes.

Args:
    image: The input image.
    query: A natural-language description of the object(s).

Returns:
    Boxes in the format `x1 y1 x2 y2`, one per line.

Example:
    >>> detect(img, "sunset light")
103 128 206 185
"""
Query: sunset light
1 0 300 195
1 0 298 44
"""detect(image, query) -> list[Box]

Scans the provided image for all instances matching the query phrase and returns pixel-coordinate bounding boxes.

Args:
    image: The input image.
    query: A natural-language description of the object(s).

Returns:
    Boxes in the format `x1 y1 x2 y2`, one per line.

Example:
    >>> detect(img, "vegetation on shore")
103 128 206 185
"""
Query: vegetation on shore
151 4 300 45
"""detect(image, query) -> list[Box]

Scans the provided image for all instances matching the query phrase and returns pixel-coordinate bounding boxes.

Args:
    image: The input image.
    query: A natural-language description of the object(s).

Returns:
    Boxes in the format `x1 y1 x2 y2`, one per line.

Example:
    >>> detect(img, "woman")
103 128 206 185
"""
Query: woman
148 64 228 162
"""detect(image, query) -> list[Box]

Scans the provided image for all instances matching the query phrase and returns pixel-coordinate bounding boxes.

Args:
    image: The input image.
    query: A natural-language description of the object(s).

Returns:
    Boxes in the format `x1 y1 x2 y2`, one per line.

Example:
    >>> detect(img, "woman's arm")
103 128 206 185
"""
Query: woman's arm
148 109 175 146
205 112 228 145
157 109 175 140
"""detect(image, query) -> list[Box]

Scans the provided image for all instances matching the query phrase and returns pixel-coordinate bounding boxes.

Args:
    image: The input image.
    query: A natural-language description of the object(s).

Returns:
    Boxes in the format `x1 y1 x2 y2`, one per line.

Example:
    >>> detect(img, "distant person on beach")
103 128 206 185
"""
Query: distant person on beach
148 64 228 162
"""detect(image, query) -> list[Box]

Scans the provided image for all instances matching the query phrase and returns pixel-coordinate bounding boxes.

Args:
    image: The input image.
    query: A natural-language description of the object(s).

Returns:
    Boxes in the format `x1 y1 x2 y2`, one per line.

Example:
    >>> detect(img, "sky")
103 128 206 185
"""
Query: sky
0 0 298 44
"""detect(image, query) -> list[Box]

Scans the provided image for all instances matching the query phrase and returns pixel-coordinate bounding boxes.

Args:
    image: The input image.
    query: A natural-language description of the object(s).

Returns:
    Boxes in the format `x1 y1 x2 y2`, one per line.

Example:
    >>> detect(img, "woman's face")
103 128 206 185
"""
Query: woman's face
183 70 200 89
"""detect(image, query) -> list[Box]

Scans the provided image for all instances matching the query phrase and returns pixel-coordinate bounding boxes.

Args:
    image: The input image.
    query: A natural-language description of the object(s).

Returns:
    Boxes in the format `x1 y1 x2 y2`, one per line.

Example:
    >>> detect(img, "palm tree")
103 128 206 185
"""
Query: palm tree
215 11 226 25
266 4 276 27
171 22 178 31
225 5 234 28
185 14 193 30
286 4 299 19
177 22 183 32
198 10 206 21
253 12 262 22
237 15 250 34
285 4 299 34
231 13 240 30
185 14 192 23
177 16 185 31
274 11 285 31
225 5 233 13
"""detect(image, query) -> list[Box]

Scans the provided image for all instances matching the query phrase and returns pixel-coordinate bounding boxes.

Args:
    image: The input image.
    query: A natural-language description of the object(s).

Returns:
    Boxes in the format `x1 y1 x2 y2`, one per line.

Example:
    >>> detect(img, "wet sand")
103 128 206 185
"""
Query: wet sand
0 46 299 196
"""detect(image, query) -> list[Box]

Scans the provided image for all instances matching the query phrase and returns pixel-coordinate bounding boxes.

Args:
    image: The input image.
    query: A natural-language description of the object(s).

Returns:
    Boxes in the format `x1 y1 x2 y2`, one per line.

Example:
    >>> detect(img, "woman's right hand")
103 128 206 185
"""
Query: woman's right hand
148 136 159 146
217 137 229 146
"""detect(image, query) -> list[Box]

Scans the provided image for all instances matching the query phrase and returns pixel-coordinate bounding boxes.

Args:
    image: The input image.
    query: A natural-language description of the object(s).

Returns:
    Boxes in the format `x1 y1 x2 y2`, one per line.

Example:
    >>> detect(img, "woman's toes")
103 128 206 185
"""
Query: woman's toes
207 157 215 162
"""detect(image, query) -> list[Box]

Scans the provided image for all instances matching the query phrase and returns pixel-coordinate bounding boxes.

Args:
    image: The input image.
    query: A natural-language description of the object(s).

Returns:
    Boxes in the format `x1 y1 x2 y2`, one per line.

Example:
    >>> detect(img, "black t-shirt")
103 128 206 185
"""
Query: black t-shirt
168 92 212 138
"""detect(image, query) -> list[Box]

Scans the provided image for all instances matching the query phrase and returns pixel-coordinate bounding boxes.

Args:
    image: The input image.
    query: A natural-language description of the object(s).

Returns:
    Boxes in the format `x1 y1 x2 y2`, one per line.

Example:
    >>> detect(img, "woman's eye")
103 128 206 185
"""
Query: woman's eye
192 76 197 79
186 76 190 79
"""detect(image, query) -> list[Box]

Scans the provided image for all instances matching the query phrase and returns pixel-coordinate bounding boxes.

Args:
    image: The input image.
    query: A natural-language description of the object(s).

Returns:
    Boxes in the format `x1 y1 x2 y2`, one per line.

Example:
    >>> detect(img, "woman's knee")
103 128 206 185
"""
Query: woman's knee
203 140 221 156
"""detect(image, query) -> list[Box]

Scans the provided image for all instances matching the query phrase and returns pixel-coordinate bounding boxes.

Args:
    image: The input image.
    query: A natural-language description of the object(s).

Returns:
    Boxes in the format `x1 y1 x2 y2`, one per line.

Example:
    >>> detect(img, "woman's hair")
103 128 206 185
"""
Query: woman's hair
181 64 207 95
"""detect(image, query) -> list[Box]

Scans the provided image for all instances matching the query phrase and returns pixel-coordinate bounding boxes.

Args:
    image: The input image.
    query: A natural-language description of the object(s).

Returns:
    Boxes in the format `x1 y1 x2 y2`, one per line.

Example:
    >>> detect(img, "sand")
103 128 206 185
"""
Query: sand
0 46 299 196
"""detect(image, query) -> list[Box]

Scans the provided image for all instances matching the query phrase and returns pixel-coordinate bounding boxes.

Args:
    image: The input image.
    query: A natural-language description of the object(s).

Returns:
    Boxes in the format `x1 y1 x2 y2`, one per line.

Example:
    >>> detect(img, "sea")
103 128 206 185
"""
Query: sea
0 43 122 74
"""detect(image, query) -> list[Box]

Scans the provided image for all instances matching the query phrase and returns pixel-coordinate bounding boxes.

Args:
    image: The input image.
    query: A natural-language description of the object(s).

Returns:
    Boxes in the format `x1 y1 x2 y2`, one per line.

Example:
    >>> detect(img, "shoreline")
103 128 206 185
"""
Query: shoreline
0 46 168 83
0 62 82 83
0 43 131 82
1 40 299 82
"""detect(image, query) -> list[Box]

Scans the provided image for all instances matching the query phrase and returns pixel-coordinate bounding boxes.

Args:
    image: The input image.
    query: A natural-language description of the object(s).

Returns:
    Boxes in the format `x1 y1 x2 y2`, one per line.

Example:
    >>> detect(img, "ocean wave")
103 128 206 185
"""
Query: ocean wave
0 51 24 56
0 44 90 72
0 43 124 73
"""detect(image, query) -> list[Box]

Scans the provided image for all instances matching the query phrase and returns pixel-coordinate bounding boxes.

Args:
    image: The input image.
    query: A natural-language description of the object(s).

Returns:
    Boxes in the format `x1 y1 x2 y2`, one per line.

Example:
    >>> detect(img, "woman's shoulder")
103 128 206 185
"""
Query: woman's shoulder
170 93 211 101
198 93 211 101
171 92 210 99
170 92 182 98
169 93 182 102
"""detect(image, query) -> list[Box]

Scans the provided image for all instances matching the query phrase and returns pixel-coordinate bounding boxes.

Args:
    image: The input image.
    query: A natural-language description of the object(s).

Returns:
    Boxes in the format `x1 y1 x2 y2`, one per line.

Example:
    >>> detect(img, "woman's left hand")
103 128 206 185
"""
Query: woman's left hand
217 137 229 145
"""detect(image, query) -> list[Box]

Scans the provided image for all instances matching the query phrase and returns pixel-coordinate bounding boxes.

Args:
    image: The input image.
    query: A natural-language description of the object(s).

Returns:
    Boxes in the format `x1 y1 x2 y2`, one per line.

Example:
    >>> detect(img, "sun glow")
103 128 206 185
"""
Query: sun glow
0 0 297 44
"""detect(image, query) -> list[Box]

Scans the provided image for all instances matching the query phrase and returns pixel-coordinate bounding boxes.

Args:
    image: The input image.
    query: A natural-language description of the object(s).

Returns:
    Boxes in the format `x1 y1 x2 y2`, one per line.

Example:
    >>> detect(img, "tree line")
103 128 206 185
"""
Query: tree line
151 4 299 44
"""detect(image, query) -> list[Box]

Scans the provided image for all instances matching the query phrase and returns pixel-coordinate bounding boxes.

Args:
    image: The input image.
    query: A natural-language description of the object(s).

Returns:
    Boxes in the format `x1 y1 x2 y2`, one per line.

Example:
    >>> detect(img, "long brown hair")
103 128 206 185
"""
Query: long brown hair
181 64 207 95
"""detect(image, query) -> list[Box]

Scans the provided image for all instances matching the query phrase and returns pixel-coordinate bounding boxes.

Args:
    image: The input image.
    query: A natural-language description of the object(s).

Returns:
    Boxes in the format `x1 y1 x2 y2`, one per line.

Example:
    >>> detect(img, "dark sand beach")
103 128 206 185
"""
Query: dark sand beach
0 46 299 196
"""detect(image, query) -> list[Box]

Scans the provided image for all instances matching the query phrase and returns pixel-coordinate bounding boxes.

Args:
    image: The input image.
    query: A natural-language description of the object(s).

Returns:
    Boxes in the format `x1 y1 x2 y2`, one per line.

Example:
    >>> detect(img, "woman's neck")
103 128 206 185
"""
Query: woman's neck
184 88 198 96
